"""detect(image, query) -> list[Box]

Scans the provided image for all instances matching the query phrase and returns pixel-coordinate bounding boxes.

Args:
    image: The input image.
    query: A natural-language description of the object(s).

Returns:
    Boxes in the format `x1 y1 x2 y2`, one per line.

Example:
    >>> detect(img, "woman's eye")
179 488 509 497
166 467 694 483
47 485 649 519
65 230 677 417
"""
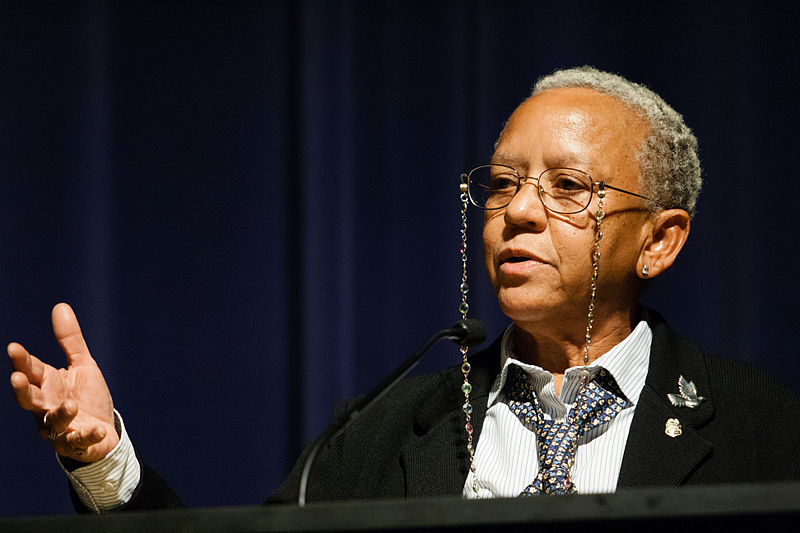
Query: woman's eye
490 174 517 189
550 174 588 193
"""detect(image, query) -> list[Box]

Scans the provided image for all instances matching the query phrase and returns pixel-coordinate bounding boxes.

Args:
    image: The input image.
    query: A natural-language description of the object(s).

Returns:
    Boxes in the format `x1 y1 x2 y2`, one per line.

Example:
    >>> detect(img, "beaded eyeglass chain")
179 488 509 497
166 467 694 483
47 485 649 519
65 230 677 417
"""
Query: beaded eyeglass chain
583 185 606 368
457 182 479 495
456 181 607 498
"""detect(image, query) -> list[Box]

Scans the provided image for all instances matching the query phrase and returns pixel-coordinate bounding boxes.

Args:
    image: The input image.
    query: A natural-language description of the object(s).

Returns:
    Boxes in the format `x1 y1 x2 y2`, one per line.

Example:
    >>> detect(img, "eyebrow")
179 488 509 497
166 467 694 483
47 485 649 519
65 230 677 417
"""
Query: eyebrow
491 151 592 173
490 151 525 167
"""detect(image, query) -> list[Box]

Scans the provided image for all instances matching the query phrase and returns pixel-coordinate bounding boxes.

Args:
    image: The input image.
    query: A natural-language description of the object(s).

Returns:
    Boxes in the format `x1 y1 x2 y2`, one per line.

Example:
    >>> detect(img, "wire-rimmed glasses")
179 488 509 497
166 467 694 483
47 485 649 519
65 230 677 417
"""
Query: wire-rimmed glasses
462 164 651 214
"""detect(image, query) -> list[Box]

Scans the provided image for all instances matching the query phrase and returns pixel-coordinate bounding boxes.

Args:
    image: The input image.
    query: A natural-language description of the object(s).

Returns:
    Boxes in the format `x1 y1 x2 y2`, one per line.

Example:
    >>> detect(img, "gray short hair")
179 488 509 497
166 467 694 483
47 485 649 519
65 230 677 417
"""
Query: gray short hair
531 66 702 218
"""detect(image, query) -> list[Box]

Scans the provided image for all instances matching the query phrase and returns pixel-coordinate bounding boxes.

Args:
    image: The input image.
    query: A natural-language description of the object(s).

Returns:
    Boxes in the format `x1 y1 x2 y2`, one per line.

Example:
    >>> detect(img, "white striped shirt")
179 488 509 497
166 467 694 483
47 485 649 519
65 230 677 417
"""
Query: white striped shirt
463 320 652 498
57 410 140 512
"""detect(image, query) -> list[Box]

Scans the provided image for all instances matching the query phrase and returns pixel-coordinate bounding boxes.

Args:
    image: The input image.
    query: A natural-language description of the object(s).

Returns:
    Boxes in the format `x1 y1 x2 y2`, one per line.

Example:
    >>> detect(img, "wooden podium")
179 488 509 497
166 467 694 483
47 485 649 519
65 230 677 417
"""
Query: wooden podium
4 482 799 532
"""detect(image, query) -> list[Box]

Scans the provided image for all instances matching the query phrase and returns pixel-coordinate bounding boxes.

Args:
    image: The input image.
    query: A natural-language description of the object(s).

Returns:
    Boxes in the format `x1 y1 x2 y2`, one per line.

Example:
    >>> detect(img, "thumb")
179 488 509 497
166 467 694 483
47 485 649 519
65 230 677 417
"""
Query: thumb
51 303 93 366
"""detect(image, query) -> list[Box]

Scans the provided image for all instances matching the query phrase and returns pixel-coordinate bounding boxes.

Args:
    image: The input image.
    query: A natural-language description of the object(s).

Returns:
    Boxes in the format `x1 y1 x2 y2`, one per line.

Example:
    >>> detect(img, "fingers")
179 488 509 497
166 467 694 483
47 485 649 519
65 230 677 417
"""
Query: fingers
51 303 93 366
7 342 47 386
59 425 109 461
65 425 107 449
8 342 66 412
39 402 107 460
38 400 78 438
10 370 45 411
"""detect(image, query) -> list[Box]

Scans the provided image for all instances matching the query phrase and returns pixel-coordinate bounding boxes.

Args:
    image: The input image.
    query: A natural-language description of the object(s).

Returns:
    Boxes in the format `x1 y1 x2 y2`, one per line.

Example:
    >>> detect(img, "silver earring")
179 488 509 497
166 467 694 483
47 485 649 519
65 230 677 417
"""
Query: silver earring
641 265 650 277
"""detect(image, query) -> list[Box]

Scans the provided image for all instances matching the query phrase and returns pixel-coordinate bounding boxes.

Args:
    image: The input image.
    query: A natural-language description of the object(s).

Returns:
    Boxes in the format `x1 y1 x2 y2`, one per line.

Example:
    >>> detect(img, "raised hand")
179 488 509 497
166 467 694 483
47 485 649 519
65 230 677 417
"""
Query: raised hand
8 303 119 462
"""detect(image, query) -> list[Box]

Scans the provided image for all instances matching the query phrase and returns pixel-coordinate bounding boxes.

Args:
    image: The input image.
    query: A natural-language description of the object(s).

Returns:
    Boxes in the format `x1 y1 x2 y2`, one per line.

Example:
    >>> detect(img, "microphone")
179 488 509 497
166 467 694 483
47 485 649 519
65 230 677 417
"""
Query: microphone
297 318 487 505
445 318 487 347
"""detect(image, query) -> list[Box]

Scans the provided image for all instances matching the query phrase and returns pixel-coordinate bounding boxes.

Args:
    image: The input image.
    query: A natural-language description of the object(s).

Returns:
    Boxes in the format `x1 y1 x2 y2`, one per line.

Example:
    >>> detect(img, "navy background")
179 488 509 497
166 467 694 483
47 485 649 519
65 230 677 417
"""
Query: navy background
2 0 798 516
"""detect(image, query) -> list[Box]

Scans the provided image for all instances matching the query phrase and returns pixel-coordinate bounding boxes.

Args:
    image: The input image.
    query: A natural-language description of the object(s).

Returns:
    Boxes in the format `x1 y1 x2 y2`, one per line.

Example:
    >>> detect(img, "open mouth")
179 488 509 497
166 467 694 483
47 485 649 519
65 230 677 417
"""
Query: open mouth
498 248 545 265
497 249 548 274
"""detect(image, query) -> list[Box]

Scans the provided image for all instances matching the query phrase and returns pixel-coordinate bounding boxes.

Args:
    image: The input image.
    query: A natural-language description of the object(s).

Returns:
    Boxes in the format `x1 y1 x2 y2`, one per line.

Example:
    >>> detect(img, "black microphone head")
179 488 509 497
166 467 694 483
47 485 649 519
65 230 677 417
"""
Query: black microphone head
449 318 487 347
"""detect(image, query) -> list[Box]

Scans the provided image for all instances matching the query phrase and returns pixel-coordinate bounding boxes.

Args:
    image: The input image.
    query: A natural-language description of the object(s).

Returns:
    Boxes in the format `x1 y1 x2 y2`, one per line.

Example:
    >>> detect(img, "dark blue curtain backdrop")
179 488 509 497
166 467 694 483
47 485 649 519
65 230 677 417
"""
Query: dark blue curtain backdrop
2 0 799 516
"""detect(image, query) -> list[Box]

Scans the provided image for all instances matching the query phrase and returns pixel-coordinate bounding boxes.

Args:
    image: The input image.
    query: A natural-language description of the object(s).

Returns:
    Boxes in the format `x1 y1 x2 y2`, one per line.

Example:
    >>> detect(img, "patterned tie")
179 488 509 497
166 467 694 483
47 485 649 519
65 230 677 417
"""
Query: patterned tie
504 365 628 495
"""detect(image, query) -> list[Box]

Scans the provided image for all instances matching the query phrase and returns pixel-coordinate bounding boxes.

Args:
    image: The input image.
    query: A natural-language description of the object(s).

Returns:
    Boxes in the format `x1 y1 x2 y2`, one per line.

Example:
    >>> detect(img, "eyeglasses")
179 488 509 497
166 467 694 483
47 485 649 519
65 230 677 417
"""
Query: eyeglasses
462 164 651 214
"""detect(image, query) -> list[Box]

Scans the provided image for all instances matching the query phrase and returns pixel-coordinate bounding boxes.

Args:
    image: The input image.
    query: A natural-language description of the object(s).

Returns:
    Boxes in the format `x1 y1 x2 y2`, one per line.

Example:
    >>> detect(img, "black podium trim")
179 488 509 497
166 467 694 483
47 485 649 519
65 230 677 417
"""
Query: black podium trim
4 482 799 532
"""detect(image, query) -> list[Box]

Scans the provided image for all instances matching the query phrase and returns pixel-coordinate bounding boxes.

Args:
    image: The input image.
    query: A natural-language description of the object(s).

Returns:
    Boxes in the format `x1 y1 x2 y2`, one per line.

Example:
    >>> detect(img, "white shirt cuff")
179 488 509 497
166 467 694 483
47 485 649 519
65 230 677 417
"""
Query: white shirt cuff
57 410 141 513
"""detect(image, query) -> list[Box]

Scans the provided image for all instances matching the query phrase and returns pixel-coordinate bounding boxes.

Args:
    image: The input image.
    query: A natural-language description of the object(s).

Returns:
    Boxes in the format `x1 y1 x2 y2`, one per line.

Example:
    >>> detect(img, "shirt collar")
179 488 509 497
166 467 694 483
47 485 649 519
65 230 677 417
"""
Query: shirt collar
488 320 652 407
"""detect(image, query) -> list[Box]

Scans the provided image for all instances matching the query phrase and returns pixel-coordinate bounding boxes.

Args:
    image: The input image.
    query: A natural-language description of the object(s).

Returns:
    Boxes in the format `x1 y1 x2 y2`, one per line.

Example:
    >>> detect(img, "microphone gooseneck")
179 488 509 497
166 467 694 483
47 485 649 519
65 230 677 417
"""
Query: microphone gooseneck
297 319 487 505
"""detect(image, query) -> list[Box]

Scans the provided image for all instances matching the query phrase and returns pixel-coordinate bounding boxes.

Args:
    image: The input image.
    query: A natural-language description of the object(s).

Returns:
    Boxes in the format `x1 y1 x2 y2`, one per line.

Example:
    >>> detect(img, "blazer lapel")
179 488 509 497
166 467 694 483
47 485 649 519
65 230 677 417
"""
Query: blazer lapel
399 406 472 497
399 338 499 497
617 384 713 487
618 312 715 488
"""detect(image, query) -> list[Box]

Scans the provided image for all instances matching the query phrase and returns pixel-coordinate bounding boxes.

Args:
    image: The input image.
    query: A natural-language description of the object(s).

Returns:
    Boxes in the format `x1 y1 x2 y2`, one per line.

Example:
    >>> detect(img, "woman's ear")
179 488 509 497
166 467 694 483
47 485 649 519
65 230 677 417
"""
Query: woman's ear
636 209 691 279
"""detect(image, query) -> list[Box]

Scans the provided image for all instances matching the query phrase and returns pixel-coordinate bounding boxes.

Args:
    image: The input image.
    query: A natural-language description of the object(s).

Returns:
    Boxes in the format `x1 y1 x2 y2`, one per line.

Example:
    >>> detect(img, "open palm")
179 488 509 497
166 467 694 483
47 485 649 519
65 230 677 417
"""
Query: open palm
8 303 119 462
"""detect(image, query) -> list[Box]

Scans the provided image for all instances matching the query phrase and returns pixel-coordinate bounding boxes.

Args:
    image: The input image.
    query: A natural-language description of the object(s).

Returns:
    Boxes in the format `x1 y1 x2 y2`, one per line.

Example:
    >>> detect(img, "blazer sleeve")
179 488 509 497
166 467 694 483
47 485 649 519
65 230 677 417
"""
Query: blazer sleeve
70 455 184 513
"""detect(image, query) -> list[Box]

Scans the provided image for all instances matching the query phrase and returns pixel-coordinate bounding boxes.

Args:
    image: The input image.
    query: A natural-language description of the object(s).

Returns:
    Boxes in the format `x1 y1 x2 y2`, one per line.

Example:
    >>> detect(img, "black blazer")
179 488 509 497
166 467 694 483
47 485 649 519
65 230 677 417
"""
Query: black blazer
270 310 800 502
93 311 800 510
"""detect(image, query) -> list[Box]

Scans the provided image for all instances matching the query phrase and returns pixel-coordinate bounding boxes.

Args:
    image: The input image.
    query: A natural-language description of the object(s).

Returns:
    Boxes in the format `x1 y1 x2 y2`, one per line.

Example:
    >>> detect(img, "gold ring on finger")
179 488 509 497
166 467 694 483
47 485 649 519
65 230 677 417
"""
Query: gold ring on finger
48 428 67 441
